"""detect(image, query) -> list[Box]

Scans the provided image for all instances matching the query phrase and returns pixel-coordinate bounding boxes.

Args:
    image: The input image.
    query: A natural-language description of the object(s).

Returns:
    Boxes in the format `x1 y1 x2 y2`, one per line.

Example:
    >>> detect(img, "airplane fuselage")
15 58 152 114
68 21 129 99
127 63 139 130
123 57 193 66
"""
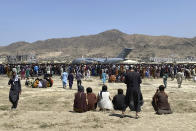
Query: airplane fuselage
71 48 132 64
72 57 124 64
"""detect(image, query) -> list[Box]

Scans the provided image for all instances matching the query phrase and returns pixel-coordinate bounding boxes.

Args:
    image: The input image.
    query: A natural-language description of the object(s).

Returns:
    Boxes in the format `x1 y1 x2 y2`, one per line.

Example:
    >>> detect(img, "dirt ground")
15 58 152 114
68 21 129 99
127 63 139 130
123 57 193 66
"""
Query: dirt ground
0 75 196 131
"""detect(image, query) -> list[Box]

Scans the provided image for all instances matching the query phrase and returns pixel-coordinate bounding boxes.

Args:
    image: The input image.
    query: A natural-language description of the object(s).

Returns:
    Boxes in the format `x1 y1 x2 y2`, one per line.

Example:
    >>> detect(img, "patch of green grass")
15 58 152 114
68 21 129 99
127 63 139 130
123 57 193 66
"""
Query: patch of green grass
3 123 16 129
93 117 100 123
39 122 56 128
171 101 196 113
63 101 70 108
85 79 93 82
38 102 44 105
0 112 9 117
0 105 10 111
92 123 104 128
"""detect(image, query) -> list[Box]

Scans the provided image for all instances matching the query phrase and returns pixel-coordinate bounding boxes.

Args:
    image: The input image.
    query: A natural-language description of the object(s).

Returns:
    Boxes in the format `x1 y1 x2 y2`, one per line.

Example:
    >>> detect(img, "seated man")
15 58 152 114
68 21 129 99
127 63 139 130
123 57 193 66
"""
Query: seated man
38 79 43 88
46 77 53 87
73 85 87 113
97 85 113 110
25 78 31 86
112 89 126 111
109 75 116 83
32 78 39 88
152 85 172 115
86 87 97 111
41 79 48 88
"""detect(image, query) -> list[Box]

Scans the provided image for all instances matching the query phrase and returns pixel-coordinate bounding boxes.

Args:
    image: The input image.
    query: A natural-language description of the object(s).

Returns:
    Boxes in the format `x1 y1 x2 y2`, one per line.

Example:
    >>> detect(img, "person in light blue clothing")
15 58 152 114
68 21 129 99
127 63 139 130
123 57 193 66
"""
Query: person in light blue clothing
145 69 150 78
61 70 68 89
102 71 107 84
34 65 39 77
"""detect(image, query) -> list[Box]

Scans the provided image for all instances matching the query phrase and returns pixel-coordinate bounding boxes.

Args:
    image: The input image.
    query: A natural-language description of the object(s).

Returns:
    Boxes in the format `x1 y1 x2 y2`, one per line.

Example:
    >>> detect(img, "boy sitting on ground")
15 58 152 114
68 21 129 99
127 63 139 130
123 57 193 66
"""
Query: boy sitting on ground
112 89 126 112
152 85 172 115
86 87 97 111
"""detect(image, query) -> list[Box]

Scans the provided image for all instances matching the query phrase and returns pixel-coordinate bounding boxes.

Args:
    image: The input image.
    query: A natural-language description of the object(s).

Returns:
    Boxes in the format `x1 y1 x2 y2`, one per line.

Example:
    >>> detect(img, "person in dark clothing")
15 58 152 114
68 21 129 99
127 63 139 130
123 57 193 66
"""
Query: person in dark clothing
163 72 168 88
76 72 83 87
112 89 126 112
152 85 172 115
68 72 74 89
8 72 21 109
45 77 53 87
124 66 143 119
73 85 87 113
86 87 97 111
25 78 30 86
40 79 47 88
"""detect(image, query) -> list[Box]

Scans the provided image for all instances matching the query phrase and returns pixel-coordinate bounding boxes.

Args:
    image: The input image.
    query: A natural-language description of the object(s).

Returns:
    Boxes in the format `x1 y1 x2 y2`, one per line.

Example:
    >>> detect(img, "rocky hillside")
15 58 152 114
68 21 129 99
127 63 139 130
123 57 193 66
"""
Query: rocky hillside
0 29 196 60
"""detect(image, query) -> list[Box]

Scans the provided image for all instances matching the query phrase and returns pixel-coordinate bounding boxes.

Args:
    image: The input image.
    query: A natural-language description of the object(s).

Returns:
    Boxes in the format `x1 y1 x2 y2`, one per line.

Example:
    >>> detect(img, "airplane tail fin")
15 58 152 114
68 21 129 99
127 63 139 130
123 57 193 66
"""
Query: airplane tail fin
117 48 132 59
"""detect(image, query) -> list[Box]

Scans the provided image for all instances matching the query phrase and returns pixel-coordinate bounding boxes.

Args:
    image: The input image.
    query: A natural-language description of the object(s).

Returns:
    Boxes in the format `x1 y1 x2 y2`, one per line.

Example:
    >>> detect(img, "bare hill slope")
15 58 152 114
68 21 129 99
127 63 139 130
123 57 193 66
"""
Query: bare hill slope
0 29 196 59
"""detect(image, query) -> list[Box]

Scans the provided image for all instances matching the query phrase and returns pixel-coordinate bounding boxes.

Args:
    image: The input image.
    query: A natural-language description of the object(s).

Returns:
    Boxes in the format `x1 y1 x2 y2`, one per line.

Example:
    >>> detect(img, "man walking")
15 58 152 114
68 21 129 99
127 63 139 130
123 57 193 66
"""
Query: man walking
176 69 184 88
68 71 74 89
124 66 143 119
8 72 21 109
61 70 68 89
76 71 83 87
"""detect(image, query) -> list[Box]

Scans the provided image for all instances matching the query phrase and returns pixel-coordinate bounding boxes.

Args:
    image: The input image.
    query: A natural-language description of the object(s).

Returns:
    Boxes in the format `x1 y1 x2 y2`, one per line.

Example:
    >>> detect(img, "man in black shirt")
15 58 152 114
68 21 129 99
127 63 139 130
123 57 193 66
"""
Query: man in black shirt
8 72 21 109
124 66 143 119
112 89 126 112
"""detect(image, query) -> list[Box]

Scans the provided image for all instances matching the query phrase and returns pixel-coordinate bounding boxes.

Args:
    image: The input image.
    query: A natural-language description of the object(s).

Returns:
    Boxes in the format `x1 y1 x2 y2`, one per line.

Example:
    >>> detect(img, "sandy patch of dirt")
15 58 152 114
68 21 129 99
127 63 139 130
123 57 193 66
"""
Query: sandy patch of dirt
0 75 196 131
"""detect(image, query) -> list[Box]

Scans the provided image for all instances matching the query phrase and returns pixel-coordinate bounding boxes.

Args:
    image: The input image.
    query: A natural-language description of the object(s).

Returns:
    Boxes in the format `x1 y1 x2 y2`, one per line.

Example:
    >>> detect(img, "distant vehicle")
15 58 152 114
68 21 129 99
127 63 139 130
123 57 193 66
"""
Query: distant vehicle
72 48 132 64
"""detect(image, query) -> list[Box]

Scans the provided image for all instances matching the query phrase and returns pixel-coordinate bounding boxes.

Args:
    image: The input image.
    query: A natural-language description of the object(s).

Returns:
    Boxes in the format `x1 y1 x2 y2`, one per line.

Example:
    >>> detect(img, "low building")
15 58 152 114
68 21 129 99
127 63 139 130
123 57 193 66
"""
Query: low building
7 54 37 64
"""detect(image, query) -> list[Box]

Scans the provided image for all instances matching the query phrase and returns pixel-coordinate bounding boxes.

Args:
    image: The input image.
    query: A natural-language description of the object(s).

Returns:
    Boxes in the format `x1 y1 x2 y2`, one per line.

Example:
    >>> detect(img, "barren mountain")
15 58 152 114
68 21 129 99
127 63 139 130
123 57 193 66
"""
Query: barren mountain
0 29 196 60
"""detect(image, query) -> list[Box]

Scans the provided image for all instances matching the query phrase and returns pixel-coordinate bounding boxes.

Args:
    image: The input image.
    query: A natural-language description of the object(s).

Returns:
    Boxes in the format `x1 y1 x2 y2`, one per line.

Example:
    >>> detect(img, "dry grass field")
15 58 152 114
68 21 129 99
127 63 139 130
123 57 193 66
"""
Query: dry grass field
0 75 196 131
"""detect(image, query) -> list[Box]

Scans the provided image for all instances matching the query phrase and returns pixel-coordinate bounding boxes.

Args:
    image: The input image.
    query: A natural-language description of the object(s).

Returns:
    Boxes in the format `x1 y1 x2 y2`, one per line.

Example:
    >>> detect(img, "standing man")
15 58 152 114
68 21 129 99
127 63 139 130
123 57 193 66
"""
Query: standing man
60 65 64 75
102 70 107 84
163 71 168 88
170 66 175 81
25 66 30 79
193 67 196 82
76 71 83 87
124 66 143 119
34 65 39 77
61 70 68 89
12 66 17 74
176 69 184 88
8 71 21 109
68 71 74 89
46 65 51 75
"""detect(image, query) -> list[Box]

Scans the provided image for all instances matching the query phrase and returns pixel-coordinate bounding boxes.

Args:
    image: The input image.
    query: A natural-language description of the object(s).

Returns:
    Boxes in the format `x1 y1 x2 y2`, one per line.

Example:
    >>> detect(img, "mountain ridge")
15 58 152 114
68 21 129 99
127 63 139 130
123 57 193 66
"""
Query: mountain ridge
0 29 196 60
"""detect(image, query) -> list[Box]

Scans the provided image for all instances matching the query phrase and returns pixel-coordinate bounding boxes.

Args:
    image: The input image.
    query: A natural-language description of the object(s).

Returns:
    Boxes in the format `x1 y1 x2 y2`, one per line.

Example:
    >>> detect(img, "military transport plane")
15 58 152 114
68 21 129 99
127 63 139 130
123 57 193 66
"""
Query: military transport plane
72 48 132 64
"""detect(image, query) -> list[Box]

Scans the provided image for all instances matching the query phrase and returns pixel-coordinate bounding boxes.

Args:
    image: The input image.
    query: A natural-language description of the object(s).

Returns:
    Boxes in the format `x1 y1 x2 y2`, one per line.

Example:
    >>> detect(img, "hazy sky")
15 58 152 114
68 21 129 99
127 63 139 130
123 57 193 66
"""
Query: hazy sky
0 0 196 45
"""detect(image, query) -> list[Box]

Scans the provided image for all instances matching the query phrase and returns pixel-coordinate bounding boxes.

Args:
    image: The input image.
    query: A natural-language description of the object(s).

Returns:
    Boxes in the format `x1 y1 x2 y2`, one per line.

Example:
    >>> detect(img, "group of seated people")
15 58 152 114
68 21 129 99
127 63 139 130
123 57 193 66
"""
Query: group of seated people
25 77 53 88
73 85 113 113
73 85 172 115
108 75 124 83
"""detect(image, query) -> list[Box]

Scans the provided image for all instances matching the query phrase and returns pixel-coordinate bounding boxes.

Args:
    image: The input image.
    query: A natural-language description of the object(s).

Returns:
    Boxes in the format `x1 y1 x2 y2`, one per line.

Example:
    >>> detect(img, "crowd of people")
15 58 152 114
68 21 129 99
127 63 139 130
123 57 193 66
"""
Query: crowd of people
2 63 195 118
1 63 196 81
25 76 53 88
1 63 196 90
